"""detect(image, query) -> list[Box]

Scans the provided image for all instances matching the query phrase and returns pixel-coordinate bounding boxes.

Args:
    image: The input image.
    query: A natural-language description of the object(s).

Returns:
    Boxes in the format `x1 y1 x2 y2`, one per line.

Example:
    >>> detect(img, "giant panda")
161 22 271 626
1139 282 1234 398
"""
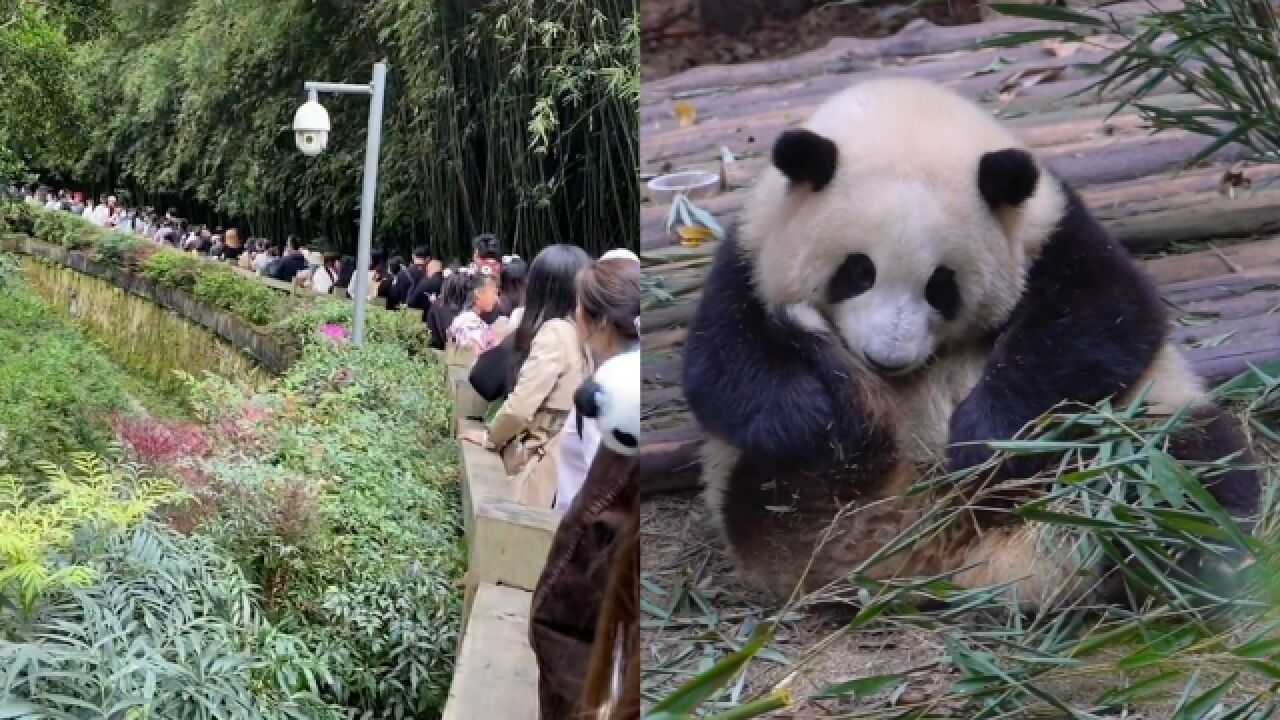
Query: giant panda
682 76 1260 609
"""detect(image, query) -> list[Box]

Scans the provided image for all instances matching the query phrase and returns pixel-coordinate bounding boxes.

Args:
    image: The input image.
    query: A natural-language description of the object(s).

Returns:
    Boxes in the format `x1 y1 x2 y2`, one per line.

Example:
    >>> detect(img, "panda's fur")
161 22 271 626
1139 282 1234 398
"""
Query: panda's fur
683 76 1260 608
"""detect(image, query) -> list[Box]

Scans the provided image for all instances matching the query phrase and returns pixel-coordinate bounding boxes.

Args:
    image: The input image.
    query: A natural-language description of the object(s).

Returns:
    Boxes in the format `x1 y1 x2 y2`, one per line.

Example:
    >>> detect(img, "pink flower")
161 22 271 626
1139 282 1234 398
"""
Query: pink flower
319 324 348 342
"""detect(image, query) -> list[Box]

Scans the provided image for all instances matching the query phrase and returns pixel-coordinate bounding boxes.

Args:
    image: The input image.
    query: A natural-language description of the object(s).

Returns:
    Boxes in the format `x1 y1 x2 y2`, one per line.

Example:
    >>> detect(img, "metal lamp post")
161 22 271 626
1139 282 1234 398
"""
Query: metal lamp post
294 61 387 347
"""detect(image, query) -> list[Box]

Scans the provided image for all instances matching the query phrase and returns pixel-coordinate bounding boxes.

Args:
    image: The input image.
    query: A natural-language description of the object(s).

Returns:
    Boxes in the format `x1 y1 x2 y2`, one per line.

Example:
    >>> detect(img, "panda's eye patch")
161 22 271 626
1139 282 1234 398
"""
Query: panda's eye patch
827 253 875 303
925 265 960 320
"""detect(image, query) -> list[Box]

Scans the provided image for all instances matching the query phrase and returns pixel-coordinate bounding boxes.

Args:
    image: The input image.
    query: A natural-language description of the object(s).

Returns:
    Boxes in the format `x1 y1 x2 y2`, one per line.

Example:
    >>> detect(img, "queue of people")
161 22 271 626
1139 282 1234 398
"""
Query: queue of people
18 178 643 718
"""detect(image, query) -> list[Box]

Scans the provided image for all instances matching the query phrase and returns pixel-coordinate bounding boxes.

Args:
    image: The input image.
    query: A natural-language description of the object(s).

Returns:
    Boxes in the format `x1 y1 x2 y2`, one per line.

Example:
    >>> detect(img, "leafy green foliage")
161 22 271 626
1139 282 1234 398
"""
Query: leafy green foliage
89 229 147 268
0 273 164 477
0 453 176 617
128 333 464 715
0 512 338 719
139 246 203 288
0 254 16 289
0 1 89 177
31 207 93 249
0 199 33 235
274 297 431 354
193 265 283 325
39 0 638 259
987 0 1280 177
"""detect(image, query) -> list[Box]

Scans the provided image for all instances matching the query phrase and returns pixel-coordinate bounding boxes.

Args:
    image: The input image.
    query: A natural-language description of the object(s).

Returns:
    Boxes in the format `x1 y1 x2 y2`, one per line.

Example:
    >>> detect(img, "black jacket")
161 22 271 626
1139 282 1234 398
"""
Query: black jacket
426 304 460 351
272 254 308 283
469 333 516 402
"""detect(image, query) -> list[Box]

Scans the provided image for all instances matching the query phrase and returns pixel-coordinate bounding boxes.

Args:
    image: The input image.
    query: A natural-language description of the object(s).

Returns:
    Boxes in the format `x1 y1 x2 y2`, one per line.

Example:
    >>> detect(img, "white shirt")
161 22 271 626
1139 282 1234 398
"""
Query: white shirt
91 204 111 226
553 406 601 512
311 265 335 294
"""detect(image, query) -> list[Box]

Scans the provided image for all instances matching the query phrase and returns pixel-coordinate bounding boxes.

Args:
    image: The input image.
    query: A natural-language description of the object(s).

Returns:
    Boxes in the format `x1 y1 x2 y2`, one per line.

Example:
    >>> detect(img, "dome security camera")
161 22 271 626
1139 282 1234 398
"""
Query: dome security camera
293 98 331 157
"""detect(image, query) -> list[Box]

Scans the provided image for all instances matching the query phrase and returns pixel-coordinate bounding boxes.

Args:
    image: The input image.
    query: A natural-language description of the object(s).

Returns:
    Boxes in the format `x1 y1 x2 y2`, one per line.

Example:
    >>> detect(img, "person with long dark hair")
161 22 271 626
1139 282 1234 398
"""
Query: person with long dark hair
553 258 640 511
383 256 412 310
462 244 591 507
426 268 470 351
335 255 356 295
499 255 528 321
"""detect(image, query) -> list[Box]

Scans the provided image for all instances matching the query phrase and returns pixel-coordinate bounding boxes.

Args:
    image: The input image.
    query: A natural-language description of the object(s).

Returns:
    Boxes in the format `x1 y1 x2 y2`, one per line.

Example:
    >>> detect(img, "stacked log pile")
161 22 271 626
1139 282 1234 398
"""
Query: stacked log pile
640 1 1280 493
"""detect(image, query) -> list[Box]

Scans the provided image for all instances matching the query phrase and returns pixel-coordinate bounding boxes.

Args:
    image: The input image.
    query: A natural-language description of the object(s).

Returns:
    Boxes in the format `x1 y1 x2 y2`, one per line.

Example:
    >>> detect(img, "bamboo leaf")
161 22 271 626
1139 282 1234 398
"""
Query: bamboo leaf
814 673 905 700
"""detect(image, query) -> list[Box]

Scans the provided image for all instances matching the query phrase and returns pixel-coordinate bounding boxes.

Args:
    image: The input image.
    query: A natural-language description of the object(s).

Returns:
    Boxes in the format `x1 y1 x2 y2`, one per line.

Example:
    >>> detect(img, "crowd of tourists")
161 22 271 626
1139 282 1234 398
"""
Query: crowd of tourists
11 181 641 720
449 240 640 720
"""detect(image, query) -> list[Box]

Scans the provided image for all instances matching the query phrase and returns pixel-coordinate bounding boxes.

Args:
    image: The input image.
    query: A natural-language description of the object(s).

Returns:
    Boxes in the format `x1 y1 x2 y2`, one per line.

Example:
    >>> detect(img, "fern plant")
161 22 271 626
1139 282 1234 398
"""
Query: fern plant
0 452 179 617
0 520 337 719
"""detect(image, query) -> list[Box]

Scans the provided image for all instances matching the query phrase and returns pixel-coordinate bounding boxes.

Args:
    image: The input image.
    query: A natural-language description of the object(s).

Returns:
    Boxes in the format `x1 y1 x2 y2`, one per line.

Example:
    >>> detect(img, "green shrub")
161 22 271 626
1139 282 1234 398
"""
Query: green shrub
0 453 177 617
173 334 462 716
140 247 204 289
193 264 283 325
0 279 151 477
90 229 146 268
0 198 33 235
0 453 336 719
1 525 339 718
0 253 16 289
30 207 81 248
274 297 430 354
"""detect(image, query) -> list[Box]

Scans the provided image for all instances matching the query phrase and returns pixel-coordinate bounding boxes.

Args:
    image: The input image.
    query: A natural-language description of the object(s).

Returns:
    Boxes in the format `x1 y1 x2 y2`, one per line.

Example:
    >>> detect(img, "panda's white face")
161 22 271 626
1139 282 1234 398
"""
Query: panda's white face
815 180 968 377
739 77 1070 378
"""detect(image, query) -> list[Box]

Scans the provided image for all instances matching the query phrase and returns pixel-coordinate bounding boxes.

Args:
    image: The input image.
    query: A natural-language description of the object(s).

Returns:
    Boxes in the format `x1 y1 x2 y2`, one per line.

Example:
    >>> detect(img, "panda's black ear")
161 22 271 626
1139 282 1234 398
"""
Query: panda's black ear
772 129 838 192
978 148 1039 209
574 379 602 419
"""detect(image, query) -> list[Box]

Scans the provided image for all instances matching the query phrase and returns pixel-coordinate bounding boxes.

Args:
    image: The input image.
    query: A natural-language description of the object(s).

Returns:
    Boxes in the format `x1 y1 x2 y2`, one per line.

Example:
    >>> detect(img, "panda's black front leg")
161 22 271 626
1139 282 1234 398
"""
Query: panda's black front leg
684 234 889 469
947 186 1167 480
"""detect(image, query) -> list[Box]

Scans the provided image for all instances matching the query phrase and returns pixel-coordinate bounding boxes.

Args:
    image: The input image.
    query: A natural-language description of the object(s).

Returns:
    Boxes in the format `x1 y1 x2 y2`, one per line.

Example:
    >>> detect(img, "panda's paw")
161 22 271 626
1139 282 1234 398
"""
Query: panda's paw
784 302 830 335
947 398 1047 482
946 395 1004 475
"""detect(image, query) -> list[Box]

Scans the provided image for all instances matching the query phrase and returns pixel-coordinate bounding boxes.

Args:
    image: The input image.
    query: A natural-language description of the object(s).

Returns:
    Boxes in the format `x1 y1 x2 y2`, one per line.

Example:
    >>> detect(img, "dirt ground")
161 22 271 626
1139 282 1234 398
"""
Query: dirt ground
641 493 959 715
641 0 982 81
641 489 1272 717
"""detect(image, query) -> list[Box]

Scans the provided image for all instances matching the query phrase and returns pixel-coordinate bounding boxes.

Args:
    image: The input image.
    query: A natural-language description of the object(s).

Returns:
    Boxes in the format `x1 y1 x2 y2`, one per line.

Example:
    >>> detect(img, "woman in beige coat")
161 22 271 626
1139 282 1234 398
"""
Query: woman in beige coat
463 244 592 506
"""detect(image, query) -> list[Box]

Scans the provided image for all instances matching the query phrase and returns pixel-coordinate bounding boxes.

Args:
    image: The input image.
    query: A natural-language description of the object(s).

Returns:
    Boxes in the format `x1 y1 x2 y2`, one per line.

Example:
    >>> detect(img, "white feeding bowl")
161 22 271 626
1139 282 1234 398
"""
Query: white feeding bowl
647 170 720 204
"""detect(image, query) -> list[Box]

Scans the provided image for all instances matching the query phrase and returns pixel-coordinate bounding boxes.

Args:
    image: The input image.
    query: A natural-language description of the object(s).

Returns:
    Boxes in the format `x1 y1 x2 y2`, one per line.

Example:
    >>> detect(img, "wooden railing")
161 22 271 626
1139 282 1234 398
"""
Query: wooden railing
442 364 557 720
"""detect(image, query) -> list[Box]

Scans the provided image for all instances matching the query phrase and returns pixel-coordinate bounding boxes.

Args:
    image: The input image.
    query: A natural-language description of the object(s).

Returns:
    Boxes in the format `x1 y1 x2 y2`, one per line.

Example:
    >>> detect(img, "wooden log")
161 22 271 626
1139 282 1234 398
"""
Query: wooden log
643 168 1280 253
643 384 688 410
642 42 1139 162
645 296 703 334
442 583 538 720
642 326 688 354
641 439 704 496
643 355 684 386
1106 191 1280 252
694 0 812 37
1144 235 1280 285
640 0 1182 104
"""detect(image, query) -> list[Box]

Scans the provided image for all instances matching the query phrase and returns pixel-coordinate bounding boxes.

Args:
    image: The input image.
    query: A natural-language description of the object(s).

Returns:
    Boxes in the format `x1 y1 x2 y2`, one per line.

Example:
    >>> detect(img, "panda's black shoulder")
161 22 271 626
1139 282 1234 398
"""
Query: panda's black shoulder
682 228 786 379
